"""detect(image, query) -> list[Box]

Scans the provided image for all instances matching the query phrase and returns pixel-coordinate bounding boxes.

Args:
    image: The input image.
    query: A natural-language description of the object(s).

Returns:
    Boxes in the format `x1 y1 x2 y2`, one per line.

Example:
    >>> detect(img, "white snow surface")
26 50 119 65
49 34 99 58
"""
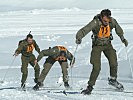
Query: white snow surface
0 8 133 100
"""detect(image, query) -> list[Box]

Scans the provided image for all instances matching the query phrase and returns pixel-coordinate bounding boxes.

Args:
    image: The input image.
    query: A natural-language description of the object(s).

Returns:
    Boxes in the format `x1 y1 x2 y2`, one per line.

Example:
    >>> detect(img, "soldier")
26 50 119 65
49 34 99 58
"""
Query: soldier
33 46 75 90
14 34 40 88
75 9 128 95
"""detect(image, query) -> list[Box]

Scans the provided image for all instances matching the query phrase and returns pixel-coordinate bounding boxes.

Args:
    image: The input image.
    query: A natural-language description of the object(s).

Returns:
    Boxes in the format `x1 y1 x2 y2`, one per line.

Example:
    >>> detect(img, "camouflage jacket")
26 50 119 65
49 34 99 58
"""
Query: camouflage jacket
37 46 74 62
76 14 124 40
15 39 40 57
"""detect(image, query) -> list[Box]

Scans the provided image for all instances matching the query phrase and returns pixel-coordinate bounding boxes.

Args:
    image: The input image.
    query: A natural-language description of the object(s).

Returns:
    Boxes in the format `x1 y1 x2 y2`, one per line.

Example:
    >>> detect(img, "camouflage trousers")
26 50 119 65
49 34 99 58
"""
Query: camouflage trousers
88 43 118 86
21 54 40 84
38 57 69 83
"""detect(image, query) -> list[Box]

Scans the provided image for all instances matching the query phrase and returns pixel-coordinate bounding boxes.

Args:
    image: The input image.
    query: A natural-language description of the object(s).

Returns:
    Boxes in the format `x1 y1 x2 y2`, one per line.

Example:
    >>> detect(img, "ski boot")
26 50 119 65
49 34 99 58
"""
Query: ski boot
34 78 38 83
108 77 124 91
33 82 43 90
21 83 26 91
81 85 93 95
64 82 70 89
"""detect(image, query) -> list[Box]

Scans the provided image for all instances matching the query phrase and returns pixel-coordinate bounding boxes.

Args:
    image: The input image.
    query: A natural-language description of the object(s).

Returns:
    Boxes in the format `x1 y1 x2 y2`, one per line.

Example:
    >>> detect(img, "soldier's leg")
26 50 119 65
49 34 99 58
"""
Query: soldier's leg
21 56 29 84
88 46 102 86
29 55 40 80
59 61 69 83
103 45 124 90
103 45 118 78
38 57 55 83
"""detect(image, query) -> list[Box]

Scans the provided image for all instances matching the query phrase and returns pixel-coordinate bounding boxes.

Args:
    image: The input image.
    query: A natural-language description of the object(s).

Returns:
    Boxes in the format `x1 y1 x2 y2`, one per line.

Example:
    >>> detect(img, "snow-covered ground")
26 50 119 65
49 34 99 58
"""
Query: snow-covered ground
0 8 133 100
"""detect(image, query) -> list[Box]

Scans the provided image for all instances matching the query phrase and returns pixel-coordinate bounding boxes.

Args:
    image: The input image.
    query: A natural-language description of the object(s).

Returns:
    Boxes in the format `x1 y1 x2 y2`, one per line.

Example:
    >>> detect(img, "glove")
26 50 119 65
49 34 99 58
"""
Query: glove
34 59 38 65
13 52 19 56
122 39 128 47
76 39 82 44
120 35 128 47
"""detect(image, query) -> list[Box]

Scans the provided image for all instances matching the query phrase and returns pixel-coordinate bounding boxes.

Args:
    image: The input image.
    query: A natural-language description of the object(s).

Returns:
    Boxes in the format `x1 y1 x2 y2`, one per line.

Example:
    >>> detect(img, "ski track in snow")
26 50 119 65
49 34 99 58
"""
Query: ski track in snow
0 8 133 100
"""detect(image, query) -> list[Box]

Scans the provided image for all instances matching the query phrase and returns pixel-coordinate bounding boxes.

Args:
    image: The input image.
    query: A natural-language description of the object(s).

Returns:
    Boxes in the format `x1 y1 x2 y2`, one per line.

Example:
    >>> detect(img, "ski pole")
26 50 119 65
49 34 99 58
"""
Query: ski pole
125 47 133 78
70 44 78 67
0 56 16 84
69 44 79 86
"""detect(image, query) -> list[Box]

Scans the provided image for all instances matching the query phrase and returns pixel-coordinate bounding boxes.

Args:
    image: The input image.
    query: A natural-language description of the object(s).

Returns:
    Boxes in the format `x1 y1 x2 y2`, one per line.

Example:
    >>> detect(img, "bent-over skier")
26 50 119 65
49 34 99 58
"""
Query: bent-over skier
33 46 75 90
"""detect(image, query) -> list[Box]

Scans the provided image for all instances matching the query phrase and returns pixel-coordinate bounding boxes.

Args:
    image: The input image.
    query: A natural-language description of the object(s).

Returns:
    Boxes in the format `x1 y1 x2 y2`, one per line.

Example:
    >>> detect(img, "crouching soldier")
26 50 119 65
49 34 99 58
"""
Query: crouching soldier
76 9 128 95
14 34 40 88
33 46 75 90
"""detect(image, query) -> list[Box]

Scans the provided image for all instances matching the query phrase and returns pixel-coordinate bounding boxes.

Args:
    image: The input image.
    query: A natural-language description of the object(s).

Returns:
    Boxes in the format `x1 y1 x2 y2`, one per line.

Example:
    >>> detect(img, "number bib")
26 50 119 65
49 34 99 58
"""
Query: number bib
98 25 110 38
55 46 67 61
27 44 35 53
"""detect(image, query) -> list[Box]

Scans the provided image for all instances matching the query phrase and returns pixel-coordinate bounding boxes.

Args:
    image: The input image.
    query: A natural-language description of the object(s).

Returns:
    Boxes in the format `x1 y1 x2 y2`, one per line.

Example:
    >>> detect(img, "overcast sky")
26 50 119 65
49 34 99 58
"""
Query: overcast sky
0 0 132 11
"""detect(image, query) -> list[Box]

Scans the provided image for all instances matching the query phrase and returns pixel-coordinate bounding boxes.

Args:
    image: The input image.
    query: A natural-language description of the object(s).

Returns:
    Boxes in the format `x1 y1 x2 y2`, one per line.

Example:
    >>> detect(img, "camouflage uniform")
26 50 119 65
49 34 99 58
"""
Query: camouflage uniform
76 14 127 86
37 46 74 83
15 39 40 84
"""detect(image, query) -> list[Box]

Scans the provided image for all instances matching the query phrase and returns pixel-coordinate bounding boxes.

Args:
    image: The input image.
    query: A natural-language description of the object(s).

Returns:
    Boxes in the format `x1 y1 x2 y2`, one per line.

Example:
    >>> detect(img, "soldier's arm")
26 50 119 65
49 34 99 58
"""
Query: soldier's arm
76 19 97 40
15 43 23 55
34 40 40 54
113 18 125 39
37 50 46 62
66 50 75 64
113 18 128 46
37 47 58 62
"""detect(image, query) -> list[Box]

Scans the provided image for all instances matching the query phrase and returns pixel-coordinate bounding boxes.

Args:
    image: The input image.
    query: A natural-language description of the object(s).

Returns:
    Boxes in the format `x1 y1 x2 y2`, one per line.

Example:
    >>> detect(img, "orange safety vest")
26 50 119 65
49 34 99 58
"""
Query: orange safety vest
55 46 67 61
26 44 35 53
98 25 111 38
